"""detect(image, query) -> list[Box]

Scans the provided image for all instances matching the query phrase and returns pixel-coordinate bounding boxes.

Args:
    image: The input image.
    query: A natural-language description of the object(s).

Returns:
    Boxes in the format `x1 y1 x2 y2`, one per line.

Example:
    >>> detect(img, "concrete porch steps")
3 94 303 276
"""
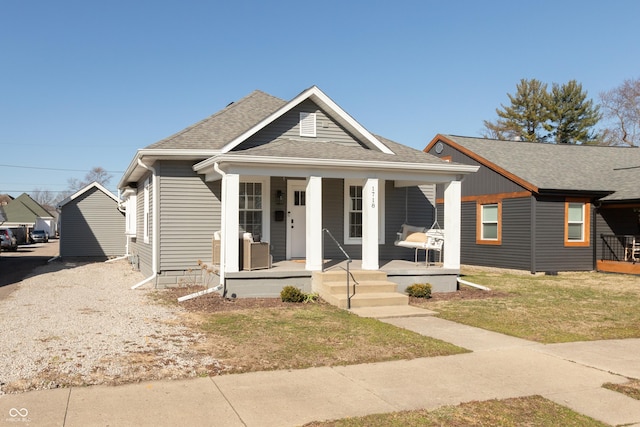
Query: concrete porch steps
312 270 409 310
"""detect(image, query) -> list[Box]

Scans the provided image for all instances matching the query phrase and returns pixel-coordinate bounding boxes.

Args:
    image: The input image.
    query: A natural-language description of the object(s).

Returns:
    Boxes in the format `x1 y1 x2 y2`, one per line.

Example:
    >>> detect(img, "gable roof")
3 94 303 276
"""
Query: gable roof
147 90 287 151
428 134 640 201
57 182 119 208
2 193 54 224
220 86 394 155
120 87 479 188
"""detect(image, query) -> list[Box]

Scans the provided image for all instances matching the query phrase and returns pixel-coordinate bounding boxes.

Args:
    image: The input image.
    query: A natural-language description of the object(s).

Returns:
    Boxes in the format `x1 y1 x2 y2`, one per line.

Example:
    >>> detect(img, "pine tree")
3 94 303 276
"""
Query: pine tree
483 79 551 142
546 80 600 144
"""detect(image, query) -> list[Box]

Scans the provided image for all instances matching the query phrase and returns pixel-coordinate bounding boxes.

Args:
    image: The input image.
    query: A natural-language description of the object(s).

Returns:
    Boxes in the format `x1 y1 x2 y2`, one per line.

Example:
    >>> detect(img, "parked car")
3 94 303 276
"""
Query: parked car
30 229 49 243
0 228 18 251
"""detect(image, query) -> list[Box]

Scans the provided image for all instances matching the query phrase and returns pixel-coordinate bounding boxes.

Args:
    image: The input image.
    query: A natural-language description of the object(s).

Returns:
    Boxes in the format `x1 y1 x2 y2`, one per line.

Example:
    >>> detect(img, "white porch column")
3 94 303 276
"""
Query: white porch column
362 178 379 270
443 180 461 269
306 176 323 271
220 173 240 280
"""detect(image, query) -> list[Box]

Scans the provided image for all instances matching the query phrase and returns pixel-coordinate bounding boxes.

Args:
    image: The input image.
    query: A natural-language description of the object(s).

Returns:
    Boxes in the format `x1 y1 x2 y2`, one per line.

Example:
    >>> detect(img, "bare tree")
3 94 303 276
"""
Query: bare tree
67 167 113 193
30 188 58 213
599 77 640 146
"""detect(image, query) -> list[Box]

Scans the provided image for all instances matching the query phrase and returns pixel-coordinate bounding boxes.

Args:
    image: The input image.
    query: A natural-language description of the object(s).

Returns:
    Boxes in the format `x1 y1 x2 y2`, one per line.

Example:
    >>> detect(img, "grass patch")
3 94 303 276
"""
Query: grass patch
196 303 467 373
604 379 640 400
303 395 606 426
411 268 640 343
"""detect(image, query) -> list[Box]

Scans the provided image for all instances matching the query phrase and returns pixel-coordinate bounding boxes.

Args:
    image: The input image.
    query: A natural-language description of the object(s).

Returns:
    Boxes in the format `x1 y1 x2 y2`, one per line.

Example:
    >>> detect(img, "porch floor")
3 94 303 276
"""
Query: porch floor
597 260 640 275
226 259 457 279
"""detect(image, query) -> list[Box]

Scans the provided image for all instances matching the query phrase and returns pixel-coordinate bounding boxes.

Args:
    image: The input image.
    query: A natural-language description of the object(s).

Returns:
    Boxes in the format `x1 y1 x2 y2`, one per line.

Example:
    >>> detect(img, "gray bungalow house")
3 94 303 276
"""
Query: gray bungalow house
425 134 640 275
118 87 477 297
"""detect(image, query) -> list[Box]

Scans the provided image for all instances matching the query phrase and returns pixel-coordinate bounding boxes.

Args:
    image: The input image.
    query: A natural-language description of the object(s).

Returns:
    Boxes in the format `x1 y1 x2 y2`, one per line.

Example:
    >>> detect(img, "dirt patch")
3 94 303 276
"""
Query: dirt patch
159 286 291 313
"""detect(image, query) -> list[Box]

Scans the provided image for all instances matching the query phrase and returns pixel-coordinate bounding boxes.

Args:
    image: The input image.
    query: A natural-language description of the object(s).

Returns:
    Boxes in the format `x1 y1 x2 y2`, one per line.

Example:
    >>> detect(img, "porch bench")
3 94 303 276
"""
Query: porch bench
394 224 444 265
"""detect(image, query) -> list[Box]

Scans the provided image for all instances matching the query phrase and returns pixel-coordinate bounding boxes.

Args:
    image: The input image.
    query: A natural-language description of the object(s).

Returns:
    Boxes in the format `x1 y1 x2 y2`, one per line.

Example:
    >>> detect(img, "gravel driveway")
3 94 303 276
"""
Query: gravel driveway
0 259 219 394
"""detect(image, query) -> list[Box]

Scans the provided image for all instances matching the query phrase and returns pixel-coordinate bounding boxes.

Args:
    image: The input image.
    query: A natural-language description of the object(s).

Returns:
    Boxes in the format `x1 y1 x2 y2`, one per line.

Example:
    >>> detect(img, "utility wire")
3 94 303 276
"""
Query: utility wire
0 164 124 173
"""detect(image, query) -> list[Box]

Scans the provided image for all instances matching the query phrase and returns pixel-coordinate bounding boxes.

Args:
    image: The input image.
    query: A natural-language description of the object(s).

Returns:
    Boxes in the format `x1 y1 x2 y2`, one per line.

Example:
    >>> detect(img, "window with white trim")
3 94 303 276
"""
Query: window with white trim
481 204 499 240
299 112 316 137
566 202 585 241
348 185 363 239
239 182 263 236
343 179 385 244
125 194 137 236
143 178 150 244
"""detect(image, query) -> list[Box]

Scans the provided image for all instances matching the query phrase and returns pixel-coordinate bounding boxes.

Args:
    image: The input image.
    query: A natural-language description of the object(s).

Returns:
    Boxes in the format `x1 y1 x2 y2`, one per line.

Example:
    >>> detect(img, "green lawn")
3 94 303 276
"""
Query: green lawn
411 268 640 343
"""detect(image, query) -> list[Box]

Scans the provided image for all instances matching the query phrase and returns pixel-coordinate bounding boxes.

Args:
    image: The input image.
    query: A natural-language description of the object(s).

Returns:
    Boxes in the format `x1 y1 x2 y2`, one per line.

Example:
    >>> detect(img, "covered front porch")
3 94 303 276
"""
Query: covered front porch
597 234 640 275
221 258 460 298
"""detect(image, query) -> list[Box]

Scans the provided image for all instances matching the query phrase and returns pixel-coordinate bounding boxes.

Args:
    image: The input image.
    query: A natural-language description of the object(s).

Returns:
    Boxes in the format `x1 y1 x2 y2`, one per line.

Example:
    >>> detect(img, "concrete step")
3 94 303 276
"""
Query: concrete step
323 292 409 309
320 280 398 295
312 270 388 285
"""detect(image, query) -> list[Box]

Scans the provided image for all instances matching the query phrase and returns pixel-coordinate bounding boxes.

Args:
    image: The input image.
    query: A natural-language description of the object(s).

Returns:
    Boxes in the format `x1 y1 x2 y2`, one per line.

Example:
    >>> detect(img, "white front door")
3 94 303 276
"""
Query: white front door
286 180 307 259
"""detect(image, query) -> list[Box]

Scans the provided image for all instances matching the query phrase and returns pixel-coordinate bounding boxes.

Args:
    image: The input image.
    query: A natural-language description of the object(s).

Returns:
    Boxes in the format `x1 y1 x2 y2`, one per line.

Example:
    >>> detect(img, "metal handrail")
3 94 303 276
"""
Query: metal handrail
322 228 354 309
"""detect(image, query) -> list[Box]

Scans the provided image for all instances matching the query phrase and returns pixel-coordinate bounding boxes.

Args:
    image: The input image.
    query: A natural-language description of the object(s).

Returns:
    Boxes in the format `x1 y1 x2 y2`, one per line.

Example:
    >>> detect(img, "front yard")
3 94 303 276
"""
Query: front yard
412 267 640 343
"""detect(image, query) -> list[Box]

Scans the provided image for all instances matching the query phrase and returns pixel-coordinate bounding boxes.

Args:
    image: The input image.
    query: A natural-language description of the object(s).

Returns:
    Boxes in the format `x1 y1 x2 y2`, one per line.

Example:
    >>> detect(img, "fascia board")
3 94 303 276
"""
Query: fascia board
193 154 478 175
219 86 394 155
427 134 540 193
58 182 119 208
118 149 220 189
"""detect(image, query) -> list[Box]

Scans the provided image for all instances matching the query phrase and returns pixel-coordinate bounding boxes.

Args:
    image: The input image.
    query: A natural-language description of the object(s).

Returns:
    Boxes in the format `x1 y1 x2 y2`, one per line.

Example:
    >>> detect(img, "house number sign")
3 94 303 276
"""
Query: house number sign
371 186 376 208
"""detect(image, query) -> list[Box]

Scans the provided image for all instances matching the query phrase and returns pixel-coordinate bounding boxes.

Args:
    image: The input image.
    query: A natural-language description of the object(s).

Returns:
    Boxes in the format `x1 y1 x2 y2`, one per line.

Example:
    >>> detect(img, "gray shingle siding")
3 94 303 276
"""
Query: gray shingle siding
59 187 125 258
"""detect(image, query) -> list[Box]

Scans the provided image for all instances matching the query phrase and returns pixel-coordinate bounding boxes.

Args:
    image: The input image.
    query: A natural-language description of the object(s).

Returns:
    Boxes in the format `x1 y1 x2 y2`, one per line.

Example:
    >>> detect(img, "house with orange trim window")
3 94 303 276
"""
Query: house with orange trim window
425 134 640 275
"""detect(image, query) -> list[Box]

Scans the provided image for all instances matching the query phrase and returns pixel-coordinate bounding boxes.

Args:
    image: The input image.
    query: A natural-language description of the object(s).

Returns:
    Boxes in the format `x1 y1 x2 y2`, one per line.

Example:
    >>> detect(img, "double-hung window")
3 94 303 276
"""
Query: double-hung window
476 201 502 245
239 182 262 236
348 185 363 239
344 179 385 244
565 200 590 246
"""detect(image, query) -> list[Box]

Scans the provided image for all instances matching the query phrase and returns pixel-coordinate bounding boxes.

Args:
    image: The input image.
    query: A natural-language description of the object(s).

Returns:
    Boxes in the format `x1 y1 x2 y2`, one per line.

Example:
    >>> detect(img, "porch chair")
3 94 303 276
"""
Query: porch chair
625 236 640 263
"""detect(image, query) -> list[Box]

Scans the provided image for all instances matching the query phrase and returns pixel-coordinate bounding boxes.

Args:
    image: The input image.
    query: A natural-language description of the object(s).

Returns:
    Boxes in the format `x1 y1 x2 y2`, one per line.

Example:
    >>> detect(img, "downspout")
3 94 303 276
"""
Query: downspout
132 157 159 289
115 189 131 259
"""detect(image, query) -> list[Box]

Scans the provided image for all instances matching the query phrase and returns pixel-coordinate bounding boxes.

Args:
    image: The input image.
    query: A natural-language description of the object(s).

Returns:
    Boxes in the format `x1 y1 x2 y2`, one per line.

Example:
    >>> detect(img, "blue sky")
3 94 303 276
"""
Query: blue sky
2 0 639 199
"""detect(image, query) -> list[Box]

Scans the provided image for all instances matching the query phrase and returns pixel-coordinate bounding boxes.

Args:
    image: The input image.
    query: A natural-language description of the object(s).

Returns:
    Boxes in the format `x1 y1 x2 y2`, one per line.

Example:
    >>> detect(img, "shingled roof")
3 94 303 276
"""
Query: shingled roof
146 90 287 150
435 135 640 201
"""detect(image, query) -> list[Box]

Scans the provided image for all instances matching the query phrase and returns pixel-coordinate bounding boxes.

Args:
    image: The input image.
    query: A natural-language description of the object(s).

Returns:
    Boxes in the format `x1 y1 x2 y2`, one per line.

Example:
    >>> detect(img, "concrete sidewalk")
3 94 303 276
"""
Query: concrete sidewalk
2 316 640 426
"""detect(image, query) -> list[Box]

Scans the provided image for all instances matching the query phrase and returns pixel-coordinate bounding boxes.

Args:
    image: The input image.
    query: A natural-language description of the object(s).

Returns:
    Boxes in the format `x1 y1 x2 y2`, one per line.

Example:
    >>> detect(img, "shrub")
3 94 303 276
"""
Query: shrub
280 286 306 303
406 283 432 299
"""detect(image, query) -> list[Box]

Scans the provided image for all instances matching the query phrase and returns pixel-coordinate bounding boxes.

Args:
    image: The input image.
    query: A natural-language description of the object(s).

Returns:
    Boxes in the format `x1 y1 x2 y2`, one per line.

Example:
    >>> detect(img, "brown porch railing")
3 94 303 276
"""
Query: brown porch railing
600 234 639 262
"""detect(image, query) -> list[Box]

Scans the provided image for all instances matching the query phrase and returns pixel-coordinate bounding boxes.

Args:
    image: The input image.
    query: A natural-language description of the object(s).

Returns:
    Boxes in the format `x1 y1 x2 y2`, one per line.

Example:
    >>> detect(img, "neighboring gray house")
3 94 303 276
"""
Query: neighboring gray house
425 134 640 275
118 86 478 296
57 182 126 258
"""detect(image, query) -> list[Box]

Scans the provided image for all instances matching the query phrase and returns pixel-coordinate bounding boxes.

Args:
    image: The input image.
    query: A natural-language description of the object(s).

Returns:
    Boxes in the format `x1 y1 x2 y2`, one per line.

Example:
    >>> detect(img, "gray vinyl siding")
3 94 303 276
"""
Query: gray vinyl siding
129 174 152 277
237 100 363 150
321 180 434 261
459 197 532 270
59 187 125 258
533 198 594 271
157 161 221 271
270 176 288 261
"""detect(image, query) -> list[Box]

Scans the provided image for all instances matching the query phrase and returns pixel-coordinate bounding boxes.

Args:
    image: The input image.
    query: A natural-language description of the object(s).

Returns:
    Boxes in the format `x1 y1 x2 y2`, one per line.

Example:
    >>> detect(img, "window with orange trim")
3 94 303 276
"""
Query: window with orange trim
564 200 590 247
476 202 502 245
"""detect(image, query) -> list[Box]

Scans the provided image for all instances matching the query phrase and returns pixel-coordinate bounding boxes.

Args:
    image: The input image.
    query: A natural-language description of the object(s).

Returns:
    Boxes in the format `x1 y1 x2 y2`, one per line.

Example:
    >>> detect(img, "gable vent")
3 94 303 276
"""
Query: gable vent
299 112 316 137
